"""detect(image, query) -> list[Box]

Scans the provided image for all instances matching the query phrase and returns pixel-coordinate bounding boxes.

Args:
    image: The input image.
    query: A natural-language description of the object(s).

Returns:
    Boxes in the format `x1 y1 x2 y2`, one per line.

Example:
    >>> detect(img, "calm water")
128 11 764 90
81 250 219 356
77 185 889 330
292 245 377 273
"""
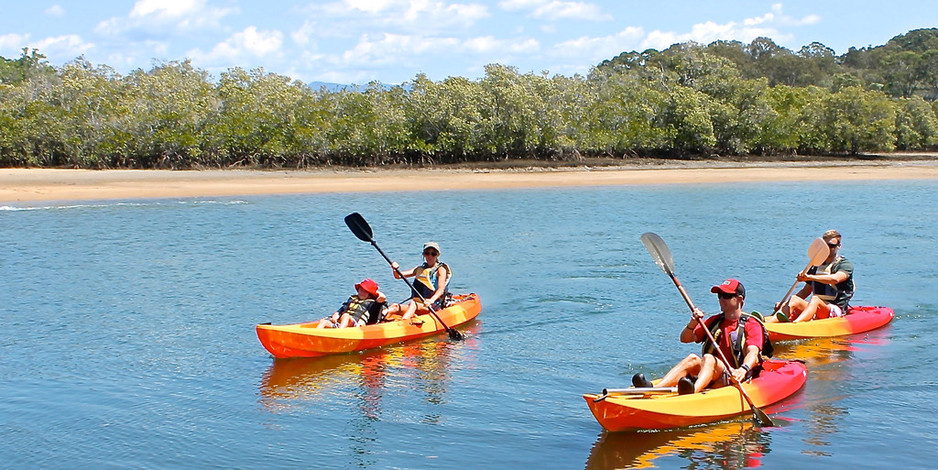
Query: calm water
2 180 936 469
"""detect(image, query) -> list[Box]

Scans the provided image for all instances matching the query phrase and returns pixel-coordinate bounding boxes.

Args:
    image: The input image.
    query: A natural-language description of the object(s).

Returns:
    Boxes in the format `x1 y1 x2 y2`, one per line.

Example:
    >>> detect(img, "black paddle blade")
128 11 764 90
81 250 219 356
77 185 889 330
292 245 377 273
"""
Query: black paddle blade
345 212 374 242
752 406 775 427
447 328 464 341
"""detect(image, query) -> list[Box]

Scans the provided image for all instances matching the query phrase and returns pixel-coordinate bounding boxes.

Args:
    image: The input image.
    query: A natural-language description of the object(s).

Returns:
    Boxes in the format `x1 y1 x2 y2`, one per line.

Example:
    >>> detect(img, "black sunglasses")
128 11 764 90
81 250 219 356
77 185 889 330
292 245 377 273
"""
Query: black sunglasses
423 251 439 256
827 242 841 248
717 292 738 300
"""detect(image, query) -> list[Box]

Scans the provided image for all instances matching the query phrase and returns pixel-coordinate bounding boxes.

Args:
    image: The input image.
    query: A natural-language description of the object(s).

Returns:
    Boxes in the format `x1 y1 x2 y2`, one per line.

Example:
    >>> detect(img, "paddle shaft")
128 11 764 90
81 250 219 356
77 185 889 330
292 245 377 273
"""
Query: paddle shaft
592 387 678 402
775 281 801 313
602 387 678 395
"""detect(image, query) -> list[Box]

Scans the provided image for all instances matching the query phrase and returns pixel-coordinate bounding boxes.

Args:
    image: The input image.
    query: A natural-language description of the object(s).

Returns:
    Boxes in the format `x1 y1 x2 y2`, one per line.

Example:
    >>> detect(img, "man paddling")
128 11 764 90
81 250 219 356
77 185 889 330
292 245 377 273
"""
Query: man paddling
633 279 767 394
768 229 855 323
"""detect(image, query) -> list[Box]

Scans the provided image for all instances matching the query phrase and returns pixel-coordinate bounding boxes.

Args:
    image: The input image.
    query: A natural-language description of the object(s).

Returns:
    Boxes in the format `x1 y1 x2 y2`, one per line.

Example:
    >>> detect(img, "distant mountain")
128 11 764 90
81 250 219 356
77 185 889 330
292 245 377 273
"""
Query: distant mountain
307 81 350 92
306 81 408 92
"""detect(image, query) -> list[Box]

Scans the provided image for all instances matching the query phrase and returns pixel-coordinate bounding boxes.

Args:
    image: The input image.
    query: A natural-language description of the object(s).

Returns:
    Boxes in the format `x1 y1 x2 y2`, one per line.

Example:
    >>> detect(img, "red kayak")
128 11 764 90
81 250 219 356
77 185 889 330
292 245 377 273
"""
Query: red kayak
765 305 894 341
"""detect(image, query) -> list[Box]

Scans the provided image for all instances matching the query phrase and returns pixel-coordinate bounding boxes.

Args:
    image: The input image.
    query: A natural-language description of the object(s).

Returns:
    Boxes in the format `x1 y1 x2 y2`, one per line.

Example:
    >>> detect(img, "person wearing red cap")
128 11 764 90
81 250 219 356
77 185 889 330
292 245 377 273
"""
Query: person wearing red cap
632 279 768 395
316 279 388 328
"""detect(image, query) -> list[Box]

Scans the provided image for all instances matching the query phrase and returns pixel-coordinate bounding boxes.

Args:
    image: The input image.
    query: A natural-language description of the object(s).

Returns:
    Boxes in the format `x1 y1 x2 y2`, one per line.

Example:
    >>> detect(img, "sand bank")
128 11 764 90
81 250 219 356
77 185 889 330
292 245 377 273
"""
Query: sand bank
2 160 938 204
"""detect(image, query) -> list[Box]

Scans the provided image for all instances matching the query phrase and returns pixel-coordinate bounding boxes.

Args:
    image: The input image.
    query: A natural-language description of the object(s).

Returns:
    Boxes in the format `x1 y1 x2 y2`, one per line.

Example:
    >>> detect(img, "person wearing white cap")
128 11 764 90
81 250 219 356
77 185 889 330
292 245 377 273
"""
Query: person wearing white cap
387 242 451 322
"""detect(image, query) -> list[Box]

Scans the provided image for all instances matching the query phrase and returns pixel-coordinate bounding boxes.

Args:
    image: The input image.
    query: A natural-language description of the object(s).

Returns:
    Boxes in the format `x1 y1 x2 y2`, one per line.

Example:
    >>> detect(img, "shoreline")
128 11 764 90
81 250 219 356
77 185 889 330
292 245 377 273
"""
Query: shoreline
3 159 938 204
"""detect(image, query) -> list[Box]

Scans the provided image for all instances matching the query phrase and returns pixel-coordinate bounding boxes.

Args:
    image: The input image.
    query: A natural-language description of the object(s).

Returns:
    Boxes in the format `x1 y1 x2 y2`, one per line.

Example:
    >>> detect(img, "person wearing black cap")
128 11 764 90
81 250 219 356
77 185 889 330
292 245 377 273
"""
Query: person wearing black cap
632 279 767 395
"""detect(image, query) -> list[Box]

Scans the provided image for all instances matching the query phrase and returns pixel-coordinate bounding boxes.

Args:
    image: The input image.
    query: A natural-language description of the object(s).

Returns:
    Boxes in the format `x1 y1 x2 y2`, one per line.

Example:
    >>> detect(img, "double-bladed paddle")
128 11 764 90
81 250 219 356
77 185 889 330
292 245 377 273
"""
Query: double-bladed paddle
640 232 775 427
772 238 830 317
344 212 464 341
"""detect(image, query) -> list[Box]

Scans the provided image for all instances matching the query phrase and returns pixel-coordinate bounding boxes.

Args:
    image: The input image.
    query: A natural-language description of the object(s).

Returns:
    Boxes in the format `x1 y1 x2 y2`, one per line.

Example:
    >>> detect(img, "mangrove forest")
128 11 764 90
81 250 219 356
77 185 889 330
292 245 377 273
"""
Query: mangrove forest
2 28 938 169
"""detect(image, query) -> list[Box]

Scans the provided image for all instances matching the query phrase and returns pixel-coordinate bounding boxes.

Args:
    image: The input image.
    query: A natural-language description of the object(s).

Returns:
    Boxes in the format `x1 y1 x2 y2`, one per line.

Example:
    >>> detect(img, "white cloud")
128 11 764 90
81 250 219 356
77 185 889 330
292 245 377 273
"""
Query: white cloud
96 0 238 36
342 33 460 66
30 35 94 59
305 0 490 35
463 36 539 54
498 0 610 21
640 8 808 51
499 0 547 9
553 26 643 60
291 21 316 46
130 0 203 19
45 5 66 17
340 32 540 67
189 26 284 64
343 0 399 14
0 33 31 52
533 1 610 21
103 40 170 70
744 13 774 27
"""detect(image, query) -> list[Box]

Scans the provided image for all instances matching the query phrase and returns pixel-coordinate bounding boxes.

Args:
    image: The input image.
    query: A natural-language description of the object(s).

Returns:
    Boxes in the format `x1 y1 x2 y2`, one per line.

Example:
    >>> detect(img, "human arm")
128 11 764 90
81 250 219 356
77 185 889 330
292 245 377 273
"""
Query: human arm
793 281 812 298
797 259 852 285
797 270 849 285
680 307 705 343
732 319 765 381
732 345 761 382
391 262 417 279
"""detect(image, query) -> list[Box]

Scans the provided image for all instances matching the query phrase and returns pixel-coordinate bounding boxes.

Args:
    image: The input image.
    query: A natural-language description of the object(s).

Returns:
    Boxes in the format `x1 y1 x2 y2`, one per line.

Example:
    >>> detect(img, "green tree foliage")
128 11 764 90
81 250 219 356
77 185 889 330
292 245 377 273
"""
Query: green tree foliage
2 28 938 168
894 96 938 149
802 86 897 154
121 60 217 167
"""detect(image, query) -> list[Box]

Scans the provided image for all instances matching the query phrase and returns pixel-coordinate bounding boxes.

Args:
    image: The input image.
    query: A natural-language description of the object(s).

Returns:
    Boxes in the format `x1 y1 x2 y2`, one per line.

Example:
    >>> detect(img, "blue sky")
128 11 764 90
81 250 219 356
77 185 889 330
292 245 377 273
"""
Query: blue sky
0 1 934 85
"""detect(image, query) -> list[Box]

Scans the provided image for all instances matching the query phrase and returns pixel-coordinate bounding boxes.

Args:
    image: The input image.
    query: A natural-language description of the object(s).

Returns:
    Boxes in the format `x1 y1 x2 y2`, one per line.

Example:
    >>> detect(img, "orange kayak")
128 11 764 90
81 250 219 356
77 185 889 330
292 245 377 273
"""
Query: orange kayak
765 305 894 341
583 359 807 432
256 293 481 358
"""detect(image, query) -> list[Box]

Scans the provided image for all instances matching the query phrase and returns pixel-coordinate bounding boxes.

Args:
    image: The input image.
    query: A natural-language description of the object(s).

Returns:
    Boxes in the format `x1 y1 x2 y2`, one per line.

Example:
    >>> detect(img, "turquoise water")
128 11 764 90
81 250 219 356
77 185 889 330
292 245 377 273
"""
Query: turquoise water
2 180 937 469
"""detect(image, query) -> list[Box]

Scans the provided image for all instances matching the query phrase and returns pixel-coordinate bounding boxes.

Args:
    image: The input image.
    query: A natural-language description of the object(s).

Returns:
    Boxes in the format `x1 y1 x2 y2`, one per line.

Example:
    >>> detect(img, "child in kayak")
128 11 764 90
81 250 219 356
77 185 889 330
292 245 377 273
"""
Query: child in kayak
316 278 387 328
385 241 451 323
632 279 768 395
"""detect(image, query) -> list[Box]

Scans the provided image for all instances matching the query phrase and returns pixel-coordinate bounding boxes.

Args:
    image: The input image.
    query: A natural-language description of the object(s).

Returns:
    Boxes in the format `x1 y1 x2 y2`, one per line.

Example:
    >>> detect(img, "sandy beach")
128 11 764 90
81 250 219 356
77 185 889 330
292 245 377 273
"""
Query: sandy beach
2 159 938 204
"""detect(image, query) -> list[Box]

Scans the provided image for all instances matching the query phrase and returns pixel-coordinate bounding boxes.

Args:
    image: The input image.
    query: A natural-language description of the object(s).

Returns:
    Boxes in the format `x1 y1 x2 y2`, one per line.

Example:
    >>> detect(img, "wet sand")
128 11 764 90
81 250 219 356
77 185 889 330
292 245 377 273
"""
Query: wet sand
2 160 938 204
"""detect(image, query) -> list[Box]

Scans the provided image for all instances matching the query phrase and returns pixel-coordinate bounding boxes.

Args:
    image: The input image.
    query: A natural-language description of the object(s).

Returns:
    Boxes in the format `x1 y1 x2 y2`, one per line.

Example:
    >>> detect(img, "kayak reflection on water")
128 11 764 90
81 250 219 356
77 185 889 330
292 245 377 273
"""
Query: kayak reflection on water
585 420 773 470
770 330 891 456
257 322 482 419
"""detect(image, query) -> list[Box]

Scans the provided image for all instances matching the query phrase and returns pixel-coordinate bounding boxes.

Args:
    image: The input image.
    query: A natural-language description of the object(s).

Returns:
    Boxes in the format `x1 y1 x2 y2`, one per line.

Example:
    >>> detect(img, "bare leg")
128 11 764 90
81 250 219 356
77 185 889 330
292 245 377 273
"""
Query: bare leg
788 296 811 322
794 297 831 322
656 354 703 387
400 300 419 321
765 300 794 323
338 313 355 328
694 354 725 393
